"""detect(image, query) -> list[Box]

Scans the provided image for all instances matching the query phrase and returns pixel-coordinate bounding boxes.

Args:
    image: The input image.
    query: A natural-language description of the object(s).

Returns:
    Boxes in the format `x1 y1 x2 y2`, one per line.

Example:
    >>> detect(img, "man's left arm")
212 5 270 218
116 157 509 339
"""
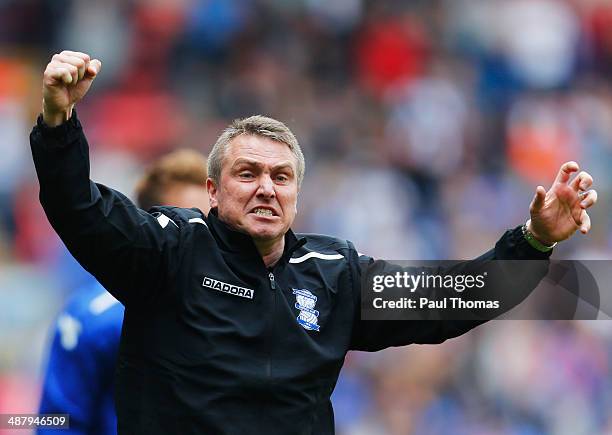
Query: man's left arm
349 161 598 351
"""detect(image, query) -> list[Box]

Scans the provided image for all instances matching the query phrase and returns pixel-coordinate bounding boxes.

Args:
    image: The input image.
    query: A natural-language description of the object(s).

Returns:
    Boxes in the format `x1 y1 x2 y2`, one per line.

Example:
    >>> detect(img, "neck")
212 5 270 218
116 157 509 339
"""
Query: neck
254 237 285 268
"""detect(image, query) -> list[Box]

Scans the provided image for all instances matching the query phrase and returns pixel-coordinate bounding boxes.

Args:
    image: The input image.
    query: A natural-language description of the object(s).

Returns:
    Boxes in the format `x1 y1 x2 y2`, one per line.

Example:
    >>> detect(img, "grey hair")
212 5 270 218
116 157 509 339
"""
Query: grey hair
207 115 305 187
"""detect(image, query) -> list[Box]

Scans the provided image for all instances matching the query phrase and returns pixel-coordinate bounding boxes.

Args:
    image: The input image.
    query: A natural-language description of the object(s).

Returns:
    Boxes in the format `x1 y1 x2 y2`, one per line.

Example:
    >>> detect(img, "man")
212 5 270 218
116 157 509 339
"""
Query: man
30 51 598 434
38 149 210 435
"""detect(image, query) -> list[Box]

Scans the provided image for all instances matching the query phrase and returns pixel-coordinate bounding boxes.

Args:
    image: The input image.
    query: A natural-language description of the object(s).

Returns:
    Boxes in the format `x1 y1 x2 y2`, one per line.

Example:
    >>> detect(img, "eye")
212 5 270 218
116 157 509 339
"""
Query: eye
239 171 255 179
275 174 289 183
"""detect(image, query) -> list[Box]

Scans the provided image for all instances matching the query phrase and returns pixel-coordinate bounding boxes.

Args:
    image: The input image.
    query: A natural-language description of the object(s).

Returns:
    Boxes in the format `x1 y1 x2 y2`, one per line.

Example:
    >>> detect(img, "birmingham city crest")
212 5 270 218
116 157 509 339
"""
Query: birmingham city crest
292 289 320 331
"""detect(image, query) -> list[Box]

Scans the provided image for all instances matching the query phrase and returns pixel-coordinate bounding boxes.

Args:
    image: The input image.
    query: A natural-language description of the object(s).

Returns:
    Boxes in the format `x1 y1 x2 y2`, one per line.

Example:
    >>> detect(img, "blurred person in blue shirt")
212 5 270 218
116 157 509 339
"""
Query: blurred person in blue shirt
38 149 210 435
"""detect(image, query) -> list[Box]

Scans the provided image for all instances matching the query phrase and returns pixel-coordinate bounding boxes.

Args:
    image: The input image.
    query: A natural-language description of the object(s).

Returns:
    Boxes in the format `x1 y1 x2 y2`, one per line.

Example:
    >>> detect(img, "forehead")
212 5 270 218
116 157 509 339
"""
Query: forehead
224 134 297 169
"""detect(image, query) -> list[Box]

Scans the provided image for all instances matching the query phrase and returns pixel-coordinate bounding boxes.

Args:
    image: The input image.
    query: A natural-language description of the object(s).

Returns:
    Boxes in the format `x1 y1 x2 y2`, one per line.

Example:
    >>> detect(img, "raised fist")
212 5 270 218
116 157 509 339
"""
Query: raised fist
42 51 101 127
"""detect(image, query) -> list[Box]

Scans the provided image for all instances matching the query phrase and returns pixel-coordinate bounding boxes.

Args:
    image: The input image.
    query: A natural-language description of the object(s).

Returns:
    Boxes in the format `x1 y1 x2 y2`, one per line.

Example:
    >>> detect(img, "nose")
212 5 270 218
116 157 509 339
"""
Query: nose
256 174 275 199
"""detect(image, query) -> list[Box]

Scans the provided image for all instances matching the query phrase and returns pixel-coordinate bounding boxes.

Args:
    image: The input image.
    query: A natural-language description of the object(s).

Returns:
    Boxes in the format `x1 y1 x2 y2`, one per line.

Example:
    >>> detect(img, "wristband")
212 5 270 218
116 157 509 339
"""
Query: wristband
522 223 557 252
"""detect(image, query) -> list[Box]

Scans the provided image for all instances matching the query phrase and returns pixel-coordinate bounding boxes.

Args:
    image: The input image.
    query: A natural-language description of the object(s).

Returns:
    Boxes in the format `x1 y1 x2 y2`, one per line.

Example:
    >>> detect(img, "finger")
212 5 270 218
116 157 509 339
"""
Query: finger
47 65 73 85
59 50 91 63
529 185 546 213
67 64 78 85
69 56 87 81
570 171 593 192
50 61 78 85
579 189 598 209
579 210 591 234
63 56 86 82
53 53 86 82
85 59 102 78
553 161 579 185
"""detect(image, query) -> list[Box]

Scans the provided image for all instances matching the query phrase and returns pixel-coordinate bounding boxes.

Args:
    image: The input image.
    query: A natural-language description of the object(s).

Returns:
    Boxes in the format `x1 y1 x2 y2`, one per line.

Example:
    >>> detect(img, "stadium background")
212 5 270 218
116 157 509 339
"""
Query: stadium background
2 0 612 433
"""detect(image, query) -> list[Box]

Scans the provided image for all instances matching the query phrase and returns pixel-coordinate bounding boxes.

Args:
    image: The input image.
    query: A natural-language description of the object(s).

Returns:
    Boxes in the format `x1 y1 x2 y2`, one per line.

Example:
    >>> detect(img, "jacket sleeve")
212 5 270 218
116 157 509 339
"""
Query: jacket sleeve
349 226 551 351
29 112 182 308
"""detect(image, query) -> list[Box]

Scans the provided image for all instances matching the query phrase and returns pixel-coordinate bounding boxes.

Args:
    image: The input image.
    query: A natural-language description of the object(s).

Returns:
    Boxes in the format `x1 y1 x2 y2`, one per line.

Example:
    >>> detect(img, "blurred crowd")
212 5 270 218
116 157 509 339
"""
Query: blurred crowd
2 0 612 434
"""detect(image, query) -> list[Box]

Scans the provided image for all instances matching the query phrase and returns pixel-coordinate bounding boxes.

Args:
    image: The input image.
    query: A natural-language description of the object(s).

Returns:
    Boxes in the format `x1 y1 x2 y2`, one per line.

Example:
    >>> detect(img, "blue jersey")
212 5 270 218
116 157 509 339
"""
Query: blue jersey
39 282 124 435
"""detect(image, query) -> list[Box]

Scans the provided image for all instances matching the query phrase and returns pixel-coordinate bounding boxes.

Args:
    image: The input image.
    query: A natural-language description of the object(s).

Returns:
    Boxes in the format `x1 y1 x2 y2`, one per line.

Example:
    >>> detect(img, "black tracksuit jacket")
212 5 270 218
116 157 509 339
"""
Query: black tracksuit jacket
30 113 551 434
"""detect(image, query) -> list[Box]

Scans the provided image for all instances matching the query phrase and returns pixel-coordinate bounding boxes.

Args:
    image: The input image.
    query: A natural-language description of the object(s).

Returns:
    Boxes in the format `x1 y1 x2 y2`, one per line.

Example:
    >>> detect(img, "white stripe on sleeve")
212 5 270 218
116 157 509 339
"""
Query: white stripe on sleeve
289 252 344 264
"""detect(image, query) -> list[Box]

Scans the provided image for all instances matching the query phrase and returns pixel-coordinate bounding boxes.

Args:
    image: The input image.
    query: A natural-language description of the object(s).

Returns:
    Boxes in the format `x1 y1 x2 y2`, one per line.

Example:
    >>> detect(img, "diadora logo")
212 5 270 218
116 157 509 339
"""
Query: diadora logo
203 276 254 299
293 289 320 331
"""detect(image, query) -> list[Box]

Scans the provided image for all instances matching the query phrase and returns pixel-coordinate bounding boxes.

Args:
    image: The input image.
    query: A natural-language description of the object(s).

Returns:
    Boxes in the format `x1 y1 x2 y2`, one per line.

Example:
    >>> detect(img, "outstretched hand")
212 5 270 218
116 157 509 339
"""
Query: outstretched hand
42 50 101 127
527 161 597 245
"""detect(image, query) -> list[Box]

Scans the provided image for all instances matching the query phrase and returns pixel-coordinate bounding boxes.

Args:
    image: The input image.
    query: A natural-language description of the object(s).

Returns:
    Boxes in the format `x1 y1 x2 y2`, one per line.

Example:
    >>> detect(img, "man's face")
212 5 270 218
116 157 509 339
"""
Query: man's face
207 134 299 244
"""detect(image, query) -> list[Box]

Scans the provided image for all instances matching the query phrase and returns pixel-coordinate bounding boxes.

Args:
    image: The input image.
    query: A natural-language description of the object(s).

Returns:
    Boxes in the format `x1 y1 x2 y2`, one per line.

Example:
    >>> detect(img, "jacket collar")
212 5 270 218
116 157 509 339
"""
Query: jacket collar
206 208 306 264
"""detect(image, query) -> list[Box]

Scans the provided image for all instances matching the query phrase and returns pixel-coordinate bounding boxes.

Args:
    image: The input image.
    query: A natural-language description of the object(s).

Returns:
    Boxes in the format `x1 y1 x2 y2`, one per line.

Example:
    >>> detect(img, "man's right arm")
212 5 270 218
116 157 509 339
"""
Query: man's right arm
30 51 181 306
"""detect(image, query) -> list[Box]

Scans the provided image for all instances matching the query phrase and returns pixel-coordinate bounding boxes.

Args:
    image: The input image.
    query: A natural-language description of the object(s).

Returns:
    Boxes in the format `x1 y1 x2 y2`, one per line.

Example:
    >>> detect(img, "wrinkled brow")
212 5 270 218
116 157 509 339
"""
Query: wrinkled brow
232 158 295 173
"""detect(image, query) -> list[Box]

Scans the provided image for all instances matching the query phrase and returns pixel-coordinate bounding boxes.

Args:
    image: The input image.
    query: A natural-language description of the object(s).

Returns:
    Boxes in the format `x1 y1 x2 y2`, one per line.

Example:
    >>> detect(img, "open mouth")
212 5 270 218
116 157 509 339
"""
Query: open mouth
251 207 277 217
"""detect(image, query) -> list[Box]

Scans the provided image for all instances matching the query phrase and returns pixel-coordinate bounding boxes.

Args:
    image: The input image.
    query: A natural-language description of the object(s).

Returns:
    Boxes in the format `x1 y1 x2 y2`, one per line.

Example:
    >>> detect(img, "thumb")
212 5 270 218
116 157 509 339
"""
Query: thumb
84 59 102 79
75 59 101 97
530 185 546 214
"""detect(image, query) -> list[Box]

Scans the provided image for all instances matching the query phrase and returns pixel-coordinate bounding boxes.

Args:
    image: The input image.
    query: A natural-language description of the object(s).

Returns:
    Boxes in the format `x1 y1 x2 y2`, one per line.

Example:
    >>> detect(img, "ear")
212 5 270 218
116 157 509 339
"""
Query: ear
206 178 218 209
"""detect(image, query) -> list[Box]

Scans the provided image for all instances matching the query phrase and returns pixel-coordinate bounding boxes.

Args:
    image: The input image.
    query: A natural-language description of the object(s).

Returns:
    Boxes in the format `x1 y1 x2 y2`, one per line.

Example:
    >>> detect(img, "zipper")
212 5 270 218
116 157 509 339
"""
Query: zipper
268 271 276 290
264 239 304 379
266 270 277 378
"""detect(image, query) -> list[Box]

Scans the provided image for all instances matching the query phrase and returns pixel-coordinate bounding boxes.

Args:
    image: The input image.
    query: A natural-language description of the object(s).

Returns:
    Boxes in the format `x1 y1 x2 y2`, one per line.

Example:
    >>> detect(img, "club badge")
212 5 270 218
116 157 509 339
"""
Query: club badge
292 289 320 332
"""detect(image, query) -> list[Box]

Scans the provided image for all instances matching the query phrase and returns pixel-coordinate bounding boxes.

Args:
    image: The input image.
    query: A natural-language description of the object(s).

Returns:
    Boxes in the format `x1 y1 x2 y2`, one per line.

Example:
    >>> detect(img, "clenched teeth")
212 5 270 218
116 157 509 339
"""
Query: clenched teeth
253 208 273 216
